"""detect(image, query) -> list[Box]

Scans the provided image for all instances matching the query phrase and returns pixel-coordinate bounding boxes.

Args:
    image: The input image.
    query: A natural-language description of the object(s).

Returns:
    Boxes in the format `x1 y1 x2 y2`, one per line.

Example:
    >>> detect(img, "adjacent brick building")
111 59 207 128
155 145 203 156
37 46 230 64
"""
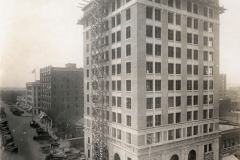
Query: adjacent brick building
26 80 41 115
40 64 84 121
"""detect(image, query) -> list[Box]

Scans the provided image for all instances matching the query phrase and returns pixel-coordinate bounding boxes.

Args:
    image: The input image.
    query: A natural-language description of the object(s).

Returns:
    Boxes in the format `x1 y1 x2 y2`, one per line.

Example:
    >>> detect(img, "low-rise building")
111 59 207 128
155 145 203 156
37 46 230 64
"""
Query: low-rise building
219 123 240 160
26 80 41 115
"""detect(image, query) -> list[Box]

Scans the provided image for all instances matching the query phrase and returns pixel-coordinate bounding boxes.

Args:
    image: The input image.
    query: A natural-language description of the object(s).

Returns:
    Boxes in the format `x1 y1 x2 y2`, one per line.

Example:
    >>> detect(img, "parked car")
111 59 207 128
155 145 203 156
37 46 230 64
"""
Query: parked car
33 134 51 141
30 121 40 128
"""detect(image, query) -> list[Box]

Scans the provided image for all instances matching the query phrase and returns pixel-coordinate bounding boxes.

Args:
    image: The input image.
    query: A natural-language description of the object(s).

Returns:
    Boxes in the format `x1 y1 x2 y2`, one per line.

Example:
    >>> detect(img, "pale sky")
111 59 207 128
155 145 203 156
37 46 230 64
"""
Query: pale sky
0 0 240 88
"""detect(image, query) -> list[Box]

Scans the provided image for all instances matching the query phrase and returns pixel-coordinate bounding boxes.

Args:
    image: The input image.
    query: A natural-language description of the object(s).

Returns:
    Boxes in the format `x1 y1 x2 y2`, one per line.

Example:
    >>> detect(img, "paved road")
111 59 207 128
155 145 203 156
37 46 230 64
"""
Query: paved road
1 100 45 160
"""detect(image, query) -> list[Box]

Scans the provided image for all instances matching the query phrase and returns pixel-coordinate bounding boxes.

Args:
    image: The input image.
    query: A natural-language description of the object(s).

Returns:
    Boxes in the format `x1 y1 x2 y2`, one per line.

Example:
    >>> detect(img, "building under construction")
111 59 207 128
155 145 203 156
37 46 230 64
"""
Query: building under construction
79 0 225 159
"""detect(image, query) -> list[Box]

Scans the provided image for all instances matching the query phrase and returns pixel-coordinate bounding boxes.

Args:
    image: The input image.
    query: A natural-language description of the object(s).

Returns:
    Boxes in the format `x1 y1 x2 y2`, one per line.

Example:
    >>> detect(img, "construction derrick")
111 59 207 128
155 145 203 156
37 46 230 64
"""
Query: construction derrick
90 0 108 160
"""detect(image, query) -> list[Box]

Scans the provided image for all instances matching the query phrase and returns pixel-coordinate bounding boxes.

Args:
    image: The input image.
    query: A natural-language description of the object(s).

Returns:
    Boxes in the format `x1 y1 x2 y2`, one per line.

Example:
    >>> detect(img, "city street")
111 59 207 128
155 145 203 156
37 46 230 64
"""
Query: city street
1 100 45 160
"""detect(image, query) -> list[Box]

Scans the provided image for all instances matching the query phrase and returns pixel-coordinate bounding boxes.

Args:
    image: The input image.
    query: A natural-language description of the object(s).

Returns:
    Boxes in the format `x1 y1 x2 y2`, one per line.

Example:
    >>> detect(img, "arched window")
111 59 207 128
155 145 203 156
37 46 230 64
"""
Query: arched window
170 154 179 160
188 150 196 160
114 153 121 160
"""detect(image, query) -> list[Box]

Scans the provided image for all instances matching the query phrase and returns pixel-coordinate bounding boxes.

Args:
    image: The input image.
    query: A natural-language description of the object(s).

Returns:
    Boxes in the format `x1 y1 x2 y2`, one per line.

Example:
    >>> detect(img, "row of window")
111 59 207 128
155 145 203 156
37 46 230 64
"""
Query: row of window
85 44 213 63
86 79 214 94
147 0 214 18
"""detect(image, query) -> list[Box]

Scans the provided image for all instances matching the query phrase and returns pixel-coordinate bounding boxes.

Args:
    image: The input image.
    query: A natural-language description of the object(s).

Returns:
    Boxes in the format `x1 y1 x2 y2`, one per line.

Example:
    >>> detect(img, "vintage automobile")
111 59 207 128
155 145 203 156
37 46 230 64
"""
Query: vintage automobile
30 121 40 128
33 134 51 141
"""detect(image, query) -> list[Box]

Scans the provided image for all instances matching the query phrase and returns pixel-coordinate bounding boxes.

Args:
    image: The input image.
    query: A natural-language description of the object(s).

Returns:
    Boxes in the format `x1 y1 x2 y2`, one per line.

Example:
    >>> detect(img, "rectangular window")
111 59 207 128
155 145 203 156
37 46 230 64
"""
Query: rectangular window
168 29 174 40
176 64 181 74
176 80 181 90
168 12 174 24
193 4 198 14
126 132 131 144
155 80 161 91
194 95 198 105
117 0 121 8
187 65 192 75
112 96 116 106
126 62 131 74
126 98 131 109
147 98 153 109
168 130 174 140
117 48 121 58
117 129 121 140
146 62 153 73
155 62 161 73
204 36 208 46
155 97 161 108
117 113 121 123
155 115 161 126
146 43 153 55
176 14 181 25
176 96 181 107
117 31 121 41
176 0 181 9
187 17 192 28
204 51 208 61
187 33 192 43
147 116 153 127
168 0 173 7
117 80 121 91
155 45 161 56
203 95 208 104
112 17 115 28
187 49 192 59
204 21 208 31
187 111 192 121
176 31 181 41
126 44 131 56
187 96 192 106
112 49 115 59
127 115 131 126
168 63 174 74
176 112 181 123
117 14 121 25
194 80 198 90
187 2 192 12
146 80 153 91
168 46 175 58
168 80 174 91
126 26 131 39
168 97 174 107
194 65 198 75
126 80 131 91
176 48 181 58
194 34 198 44
112 65 115 75
187 80 192 90
209 95 213 104
187 127 192 137
204 7 208 17
126 8 131 21
168 113 174 124
203 110 208 119
194 111 198 120
203 124 208 133
112 33 115 43
209 8 214 18
194 50 198 60
155 27 161 38
112 112 116 122
209 80 213 90
146 7 153 19
176 128 181 139
194 19 198 29
155 9 161 21
209 109 213 118
87 69 89 77
209 52 213 61
155 132 161 143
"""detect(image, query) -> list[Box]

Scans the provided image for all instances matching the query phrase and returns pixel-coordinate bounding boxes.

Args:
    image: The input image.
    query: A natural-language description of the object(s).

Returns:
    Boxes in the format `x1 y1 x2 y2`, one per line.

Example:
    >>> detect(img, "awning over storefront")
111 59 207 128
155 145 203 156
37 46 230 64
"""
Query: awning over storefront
27 106 32 111
222 155 238 160
38 112 47 119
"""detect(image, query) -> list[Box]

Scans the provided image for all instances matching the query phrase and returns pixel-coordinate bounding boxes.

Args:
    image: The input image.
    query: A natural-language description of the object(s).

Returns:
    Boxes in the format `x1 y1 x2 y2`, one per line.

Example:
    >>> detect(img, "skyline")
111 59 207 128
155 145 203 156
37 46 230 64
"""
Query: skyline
1 0 240 88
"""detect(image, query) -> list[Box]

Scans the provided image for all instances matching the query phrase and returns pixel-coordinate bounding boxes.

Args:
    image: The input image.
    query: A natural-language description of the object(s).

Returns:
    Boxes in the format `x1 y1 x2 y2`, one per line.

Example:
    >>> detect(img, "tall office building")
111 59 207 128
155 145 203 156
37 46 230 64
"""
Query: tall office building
40 64 84 120
26 80 41 115
80 0 225 159
219 74 226 100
